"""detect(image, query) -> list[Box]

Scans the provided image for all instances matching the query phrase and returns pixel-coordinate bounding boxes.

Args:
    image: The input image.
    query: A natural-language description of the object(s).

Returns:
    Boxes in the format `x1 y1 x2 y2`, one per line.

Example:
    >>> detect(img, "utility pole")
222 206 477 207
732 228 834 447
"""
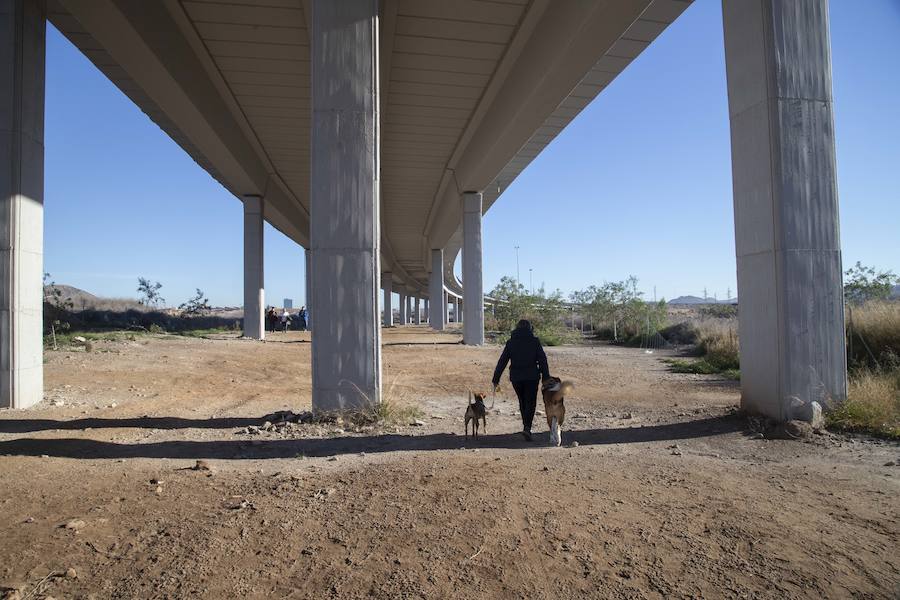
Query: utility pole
727 286 732 301
653 285 657 303
529 268 533 294
515 245 520 285
703 286 708 302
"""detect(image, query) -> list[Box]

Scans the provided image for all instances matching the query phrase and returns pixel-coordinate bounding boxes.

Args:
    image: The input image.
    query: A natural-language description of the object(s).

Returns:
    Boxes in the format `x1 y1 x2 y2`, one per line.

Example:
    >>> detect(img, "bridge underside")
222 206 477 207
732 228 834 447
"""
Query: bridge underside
1 0 845 421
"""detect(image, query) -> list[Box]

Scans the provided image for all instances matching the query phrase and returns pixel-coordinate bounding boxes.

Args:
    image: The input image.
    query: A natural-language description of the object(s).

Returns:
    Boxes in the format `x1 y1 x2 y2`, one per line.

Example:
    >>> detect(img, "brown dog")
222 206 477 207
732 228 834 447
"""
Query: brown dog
464 391 488 438
541 377 574 446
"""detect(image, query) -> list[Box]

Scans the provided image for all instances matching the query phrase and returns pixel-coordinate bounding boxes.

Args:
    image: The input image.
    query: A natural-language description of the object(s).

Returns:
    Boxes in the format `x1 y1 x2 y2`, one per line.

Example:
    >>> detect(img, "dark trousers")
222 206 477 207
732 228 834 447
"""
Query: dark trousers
512 380 539 431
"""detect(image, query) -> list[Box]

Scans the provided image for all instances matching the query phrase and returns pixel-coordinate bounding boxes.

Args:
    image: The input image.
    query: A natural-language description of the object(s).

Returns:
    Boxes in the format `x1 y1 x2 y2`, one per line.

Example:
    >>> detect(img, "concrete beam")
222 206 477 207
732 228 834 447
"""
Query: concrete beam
1 0 45 409
58 0 310 246
462 192 485 345
723 0 846 422
429 249 444 331
310 0 381 412
242 195 264 340
383 273 392 327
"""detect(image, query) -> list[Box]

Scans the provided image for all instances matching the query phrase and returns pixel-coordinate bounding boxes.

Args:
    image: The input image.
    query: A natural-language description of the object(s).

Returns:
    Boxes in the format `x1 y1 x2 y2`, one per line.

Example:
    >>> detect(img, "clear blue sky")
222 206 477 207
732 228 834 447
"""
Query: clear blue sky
44 0 900 307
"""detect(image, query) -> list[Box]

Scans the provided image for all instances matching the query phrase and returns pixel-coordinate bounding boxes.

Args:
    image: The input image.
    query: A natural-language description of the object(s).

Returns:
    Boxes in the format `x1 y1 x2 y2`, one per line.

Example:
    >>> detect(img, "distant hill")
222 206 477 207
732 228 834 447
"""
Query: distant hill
44 284 144 312
44 284 97 305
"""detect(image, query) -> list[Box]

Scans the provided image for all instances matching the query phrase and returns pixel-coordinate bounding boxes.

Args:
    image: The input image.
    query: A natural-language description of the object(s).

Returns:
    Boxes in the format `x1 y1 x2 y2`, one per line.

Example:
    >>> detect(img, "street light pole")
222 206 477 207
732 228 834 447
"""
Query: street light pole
514 245 520 285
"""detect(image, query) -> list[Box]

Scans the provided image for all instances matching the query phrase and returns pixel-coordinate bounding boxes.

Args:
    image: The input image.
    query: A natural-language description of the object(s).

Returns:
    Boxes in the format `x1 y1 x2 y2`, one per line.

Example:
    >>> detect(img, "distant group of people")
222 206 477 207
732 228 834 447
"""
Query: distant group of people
265 306 308 332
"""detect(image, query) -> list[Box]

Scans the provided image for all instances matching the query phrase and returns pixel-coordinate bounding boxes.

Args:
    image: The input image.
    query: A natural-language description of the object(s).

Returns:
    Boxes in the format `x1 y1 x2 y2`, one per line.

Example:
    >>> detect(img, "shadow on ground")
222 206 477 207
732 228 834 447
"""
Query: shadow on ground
0 415 744 460
0 416 264 434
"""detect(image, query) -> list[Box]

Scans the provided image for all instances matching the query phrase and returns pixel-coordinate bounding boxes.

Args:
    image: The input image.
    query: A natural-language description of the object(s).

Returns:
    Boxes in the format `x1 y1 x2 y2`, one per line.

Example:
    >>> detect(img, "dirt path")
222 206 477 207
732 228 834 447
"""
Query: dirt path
0 327 897 599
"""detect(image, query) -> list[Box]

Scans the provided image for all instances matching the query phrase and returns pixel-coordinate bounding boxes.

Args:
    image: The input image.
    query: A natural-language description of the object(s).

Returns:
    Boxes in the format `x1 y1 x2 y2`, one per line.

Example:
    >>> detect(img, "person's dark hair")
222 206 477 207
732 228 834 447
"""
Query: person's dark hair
516 319 532 331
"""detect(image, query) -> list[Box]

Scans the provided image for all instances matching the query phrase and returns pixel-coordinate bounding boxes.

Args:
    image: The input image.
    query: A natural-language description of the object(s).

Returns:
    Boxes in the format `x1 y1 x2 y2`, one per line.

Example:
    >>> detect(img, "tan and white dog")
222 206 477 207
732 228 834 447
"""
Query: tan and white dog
464 391 488 438
541 377 574 446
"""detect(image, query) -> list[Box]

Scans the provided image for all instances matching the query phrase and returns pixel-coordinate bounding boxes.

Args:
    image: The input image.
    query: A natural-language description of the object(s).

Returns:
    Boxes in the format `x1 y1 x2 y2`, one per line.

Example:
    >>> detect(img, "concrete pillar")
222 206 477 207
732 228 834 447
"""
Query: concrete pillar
458 299 463 324
304 247 312 331
452 296 459 324
398 289 407 325
310 0 381 412
423 298 429 323
414 296 421 325
382 273 392 327
429 249 444 331
723 0 846 422
242 195 264 340
1 0 45 409
462 192 484 344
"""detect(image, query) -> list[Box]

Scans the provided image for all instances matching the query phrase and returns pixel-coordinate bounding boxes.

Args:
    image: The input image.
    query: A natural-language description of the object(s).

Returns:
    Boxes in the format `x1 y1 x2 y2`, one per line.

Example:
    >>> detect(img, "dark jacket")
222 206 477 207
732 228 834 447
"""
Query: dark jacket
492 326 550 385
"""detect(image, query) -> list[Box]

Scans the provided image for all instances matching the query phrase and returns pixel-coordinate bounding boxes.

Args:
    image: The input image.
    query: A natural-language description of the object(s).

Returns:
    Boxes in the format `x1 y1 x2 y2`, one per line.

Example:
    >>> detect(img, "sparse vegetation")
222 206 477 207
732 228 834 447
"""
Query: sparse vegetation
664 357 740 380
485 276 576 346
137 277 165 308
43 273 74 349
846 301 900 371
662 316 740 378
826 369 900 439
843 262 898 305
373 394 424 425
834 298 900 438
698 303 738 319
178 288 211 318
572 277 667 342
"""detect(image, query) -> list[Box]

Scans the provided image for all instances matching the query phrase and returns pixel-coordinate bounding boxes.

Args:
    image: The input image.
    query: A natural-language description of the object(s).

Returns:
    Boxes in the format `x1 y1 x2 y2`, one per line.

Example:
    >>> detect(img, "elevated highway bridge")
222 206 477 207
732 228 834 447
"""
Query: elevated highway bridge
2 0 847 424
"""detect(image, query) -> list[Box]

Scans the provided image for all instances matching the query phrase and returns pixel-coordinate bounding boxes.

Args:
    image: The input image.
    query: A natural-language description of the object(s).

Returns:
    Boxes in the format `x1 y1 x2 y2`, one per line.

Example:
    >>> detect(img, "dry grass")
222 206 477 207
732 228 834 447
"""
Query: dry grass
847 301 900 369
685 318 740 370
304 373 423 426
828 369 900 439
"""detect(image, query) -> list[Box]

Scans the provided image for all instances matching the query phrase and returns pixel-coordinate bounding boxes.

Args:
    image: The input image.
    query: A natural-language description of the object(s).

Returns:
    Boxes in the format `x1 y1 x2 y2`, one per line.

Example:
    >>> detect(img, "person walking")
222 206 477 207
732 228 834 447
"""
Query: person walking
492 319 550 441
265 307 277 332
297 306 308 331
280 308 291 332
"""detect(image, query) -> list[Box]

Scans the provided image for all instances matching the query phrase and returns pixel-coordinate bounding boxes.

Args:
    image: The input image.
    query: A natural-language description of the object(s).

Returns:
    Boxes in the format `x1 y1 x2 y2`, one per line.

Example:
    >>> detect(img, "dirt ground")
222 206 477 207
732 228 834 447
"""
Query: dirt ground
0 326 897 599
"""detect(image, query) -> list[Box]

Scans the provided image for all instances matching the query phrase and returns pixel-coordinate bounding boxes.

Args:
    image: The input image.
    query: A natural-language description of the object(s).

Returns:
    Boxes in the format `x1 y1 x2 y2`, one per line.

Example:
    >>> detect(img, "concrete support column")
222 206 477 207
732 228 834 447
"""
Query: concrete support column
242 195 264 340
452 296 459 324
398 289 407 325
429 249 444 331
423 298 429 323
310 0 380 412
462 192 484 344
723 0 846 422
304 247 312 332
382 273 392 327
414 296 421 325
458 299 463 324
1 0 45 409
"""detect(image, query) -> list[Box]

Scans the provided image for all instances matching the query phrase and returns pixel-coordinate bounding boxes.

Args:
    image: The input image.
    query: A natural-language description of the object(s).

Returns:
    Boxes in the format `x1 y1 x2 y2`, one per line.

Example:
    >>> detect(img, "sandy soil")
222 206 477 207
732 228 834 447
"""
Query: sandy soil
0 327 897 599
